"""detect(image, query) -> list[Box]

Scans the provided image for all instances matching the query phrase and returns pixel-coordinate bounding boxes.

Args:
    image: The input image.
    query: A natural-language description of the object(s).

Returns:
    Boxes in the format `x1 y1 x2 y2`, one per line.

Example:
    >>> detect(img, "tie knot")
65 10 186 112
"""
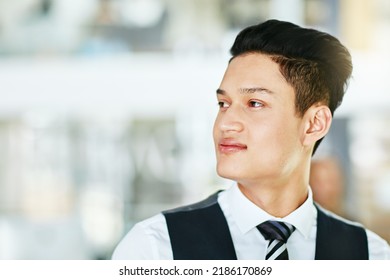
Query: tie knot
257 220 295 243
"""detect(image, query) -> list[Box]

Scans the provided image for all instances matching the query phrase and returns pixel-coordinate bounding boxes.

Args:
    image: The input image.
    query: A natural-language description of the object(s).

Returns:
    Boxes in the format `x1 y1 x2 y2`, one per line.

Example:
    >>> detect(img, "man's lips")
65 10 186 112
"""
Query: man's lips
218 139 247 153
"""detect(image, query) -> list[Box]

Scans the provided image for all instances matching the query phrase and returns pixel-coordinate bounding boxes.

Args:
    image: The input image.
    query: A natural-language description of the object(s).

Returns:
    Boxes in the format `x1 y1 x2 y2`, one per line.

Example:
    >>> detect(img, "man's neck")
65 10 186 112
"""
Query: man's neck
237 181 308 218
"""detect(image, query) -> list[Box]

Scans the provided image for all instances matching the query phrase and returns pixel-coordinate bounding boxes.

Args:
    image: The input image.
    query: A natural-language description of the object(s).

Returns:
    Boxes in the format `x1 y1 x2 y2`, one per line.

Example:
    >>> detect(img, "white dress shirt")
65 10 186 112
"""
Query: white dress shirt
112 184 390 260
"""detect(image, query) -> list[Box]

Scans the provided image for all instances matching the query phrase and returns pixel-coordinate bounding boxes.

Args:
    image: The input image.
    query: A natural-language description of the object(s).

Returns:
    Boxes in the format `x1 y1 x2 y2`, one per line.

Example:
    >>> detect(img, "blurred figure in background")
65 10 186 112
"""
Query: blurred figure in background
310 157 345 217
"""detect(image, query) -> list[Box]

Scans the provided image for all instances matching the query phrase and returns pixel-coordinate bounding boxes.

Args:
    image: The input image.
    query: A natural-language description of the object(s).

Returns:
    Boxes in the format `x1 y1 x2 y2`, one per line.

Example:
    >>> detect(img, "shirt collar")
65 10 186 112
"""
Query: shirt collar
227 183 315 239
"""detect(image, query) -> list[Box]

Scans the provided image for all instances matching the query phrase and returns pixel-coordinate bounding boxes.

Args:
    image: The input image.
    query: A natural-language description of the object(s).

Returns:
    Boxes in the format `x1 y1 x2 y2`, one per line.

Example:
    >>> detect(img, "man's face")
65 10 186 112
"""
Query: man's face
213 53 306 186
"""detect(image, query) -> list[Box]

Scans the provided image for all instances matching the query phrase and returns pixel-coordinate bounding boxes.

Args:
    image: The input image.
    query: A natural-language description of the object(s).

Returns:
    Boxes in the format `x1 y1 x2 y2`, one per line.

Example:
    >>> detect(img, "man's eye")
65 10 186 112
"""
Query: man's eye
249 100 264 108
218 101 229 108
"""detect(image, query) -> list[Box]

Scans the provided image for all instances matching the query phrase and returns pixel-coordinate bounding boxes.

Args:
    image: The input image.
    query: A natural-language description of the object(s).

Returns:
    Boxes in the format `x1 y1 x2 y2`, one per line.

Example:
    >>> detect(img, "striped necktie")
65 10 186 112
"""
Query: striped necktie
256 220 295 260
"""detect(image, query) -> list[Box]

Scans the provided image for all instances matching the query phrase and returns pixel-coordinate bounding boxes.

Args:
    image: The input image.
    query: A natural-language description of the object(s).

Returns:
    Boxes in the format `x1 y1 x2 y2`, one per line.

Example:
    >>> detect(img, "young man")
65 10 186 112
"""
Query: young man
112 19 390 260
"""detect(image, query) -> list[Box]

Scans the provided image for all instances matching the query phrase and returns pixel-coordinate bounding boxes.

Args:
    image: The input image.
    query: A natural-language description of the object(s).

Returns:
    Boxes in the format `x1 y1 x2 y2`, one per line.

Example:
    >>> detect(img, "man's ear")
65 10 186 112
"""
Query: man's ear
302 105 332 147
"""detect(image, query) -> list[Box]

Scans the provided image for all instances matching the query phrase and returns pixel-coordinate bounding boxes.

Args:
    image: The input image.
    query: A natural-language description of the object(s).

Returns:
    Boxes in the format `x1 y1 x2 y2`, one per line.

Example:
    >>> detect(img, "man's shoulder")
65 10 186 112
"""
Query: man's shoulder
111 213 170 260
316 203 390 259
316 203 365 229
134 212 166 229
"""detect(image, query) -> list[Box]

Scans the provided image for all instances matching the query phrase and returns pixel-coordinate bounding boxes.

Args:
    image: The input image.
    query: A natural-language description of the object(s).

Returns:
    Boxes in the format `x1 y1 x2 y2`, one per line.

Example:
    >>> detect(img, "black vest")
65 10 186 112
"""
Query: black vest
163 191 368 260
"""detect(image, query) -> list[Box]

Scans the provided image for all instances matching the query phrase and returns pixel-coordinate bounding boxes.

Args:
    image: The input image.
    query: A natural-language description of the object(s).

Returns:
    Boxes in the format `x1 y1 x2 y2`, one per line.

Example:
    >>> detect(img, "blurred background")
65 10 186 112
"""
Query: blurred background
0 0 390 259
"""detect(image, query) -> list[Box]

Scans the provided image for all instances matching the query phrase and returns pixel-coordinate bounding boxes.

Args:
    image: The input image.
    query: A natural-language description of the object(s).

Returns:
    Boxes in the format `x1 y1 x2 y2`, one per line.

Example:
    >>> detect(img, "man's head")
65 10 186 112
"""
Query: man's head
229 19 352 154
213 19 352 186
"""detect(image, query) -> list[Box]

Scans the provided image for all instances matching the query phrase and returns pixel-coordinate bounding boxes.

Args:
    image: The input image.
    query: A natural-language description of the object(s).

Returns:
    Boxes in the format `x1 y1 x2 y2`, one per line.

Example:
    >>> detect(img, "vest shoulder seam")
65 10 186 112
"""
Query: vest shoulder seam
163 191 222 214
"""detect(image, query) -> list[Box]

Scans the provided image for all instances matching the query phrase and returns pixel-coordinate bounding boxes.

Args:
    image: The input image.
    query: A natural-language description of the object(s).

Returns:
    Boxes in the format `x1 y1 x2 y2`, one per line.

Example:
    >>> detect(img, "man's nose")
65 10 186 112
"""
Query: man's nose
218 107 244 133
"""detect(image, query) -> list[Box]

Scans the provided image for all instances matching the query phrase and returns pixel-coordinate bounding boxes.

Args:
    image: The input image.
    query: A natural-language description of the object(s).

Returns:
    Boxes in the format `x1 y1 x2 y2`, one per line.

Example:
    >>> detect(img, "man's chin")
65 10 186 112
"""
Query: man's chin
216 166 241 182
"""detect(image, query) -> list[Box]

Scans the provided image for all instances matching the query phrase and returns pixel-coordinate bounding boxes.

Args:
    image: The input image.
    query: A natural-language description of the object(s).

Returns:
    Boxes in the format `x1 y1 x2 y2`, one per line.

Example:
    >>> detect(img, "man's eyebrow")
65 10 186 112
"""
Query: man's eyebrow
216 88 226 95
216 87 274 95
239 87 274 95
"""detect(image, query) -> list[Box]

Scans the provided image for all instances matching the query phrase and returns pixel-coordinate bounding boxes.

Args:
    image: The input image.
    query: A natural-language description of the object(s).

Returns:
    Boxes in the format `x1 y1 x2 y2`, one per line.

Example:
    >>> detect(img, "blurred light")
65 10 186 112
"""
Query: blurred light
374 174 390 211
0 219 18 259
121 0 164 27
79 188 124 256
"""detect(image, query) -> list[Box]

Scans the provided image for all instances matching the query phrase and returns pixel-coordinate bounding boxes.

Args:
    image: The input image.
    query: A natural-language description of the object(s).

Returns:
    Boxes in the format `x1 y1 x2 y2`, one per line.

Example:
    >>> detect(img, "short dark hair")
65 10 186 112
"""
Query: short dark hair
230 19 352 154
